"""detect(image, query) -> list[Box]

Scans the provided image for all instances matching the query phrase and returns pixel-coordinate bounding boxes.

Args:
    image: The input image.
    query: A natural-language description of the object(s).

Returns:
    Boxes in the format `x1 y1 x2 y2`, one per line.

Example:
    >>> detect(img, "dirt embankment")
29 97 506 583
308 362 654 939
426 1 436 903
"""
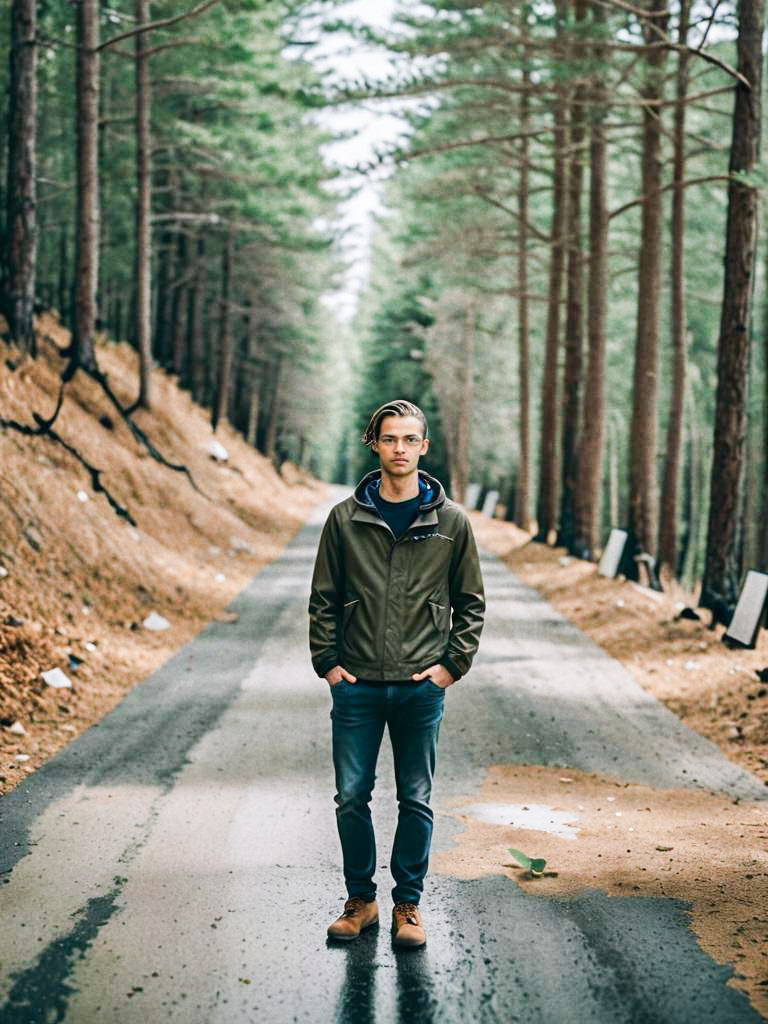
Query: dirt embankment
469 513 768 788
1 315 327 795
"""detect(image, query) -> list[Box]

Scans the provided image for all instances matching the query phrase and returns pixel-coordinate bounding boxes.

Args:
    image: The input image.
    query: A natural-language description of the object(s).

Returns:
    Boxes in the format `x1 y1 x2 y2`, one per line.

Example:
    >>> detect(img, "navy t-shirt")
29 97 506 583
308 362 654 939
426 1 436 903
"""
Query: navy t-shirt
372 491 421 539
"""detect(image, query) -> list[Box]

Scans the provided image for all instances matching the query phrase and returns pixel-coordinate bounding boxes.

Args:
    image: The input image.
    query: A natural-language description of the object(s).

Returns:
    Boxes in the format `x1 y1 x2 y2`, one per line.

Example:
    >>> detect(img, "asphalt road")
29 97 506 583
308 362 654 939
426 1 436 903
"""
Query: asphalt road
1 490 765 1024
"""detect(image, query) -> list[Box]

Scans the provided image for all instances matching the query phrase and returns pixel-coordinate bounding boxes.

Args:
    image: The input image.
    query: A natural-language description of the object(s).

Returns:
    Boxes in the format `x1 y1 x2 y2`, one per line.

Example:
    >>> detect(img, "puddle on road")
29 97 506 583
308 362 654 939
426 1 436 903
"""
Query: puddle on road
458 802 579 840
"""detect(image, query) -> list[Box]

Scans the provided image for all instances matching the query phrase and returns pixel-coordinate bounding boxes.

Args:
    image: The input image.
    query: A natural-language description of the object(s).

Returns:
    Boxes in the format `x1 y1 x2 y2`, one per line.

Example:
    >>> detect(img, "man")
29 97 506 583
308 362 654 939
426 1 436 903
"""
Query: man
308 399 485 947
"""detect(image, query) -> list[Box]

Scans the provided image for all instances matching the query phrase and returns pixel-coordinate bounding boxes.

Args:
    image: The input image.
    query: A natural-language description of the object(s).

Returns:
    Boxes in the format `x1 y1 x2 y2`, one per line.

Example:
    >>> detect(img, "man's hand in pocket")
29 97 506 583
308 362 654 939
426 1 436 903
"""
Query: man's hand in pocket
412 664 454 688
325 666 358 687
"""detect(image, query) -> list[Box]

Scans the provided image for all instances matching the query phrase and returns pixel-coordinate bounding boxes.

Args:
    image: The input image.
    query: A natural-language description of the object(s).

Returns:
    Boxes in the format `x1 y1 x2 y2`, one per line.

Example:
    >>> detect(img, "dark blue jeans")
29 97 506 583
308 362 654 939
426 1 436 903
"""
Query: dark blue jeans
330 679 445 906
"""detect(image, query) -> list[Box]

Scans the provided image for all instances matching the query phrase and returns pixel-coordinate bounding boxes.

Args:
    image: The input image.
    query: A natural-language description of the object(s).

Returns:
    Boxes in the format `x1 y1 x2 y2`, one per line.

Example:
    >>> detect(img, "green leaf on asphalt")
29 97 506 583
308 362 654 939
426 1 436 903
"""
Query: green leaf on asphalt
508 848 547 876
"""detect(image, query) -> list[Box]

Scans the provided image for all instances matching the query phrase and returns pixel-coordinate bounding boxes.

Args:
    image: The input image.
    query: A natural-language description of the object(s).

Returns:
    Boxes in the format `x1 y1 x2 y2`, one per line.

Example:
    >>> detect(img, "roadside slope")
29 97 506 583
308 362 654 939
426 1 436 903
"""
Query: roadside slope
0 314 326 794
469 512 768 789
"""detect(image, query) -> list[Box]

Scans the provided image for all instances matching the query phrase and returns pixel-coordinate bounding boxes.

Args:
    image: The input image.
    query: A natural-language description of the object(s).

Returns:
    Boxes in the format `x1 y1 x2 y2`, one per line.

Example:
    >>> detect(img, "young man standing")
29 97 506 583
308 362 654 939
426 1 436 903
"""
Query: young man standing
309 399 485 947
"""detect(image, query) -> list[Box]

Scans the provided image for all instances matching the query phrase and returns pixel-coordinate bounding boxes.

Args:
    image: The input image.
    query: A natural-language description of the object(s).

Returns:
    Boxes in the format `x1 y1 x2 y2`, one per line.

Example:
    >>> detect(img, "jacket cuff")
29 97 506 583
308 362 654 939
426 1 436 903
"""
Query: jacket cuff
441 656 463 683
314 655 339 679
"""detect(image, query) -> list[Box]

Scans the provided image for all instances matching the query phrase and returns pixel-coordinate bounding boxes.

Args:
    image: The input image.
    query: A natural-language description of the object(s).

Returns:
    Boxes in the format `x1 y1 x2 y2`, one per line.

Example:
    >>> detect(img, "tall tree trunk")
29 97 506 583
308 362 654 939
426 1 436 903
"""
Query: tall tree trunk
172 229 190 376
573 1 608 560
212 234 233 431
134 0 153 408
298 433 309 471
558 0 588 551
246 391 260 448
113 297 123 342
762 223 768 570
187 235 206 402
57 226 69 323
157 167 181 367
679 393 699 587
514 61 531 530
658 0 691 576
535 0 569 542
4 0 38 354
264 354 284 464
608 413 620 531
244 291 261 447
153 222 173 366
71 0 100 374
98 51 114 339
701 0 765 621
453 301 475 504
434 383 455 496
682 388 708 589
626 0 669 574
742 379 762 572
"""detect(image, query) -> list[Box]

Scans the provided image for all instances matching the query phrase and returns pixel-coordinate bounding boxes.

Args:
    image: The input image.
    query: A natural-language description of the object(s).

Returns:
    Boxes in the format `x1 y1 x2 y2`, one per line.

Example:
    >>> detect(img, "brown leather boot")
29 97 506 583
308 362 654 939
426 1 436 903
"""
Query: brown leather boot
327 897 379 941
392 902 426 947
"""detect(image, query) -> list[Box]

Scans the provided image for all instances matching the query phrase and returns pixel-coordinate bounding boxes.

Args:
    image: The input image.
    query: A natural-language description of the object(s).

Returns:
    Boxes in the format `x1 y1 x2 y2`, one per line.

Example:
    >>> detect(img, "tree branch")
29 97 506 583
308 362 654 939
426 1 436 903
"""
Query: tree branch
609 174 731 220
472 189 552 244
97 0 222 53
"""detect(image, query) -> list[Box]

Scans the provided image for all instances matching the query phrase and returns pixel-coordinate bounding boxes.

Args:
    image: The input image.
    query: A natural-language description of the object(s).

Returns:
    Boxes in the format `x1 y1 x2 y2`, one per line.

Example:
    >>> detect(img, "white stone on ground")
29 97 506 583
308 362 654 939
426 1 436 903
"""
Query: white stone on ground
142 611 171 631
41 668 73 689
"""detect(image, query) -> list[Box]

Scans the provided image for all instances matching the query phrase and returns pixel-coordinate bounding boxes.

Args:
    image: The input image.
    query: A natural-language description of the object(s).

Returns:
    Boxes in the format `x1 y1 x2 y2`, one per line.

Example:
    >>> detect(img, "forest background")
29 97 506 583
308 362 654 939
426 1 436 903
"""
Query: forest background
1 0 767 623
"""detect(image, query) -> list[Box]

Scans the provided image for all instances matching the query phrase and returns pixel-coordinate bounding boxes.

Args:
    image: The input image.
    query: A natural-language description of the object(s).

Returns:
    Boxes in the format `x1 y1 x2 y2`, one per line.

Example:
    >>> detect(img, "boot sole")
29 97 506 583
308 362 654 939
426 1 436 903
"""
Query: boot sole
327 916 379 941
392 932 426 948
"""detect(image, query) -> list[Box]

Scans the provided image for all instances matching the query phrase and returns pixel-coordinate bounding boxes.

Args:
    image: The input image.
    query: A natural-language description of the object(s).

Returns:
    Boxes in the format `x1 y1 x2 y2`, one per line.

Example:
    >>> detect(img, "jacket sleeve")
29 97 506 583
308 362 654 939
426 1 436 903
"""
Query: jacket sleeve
442 512 485 680
308 507 344 678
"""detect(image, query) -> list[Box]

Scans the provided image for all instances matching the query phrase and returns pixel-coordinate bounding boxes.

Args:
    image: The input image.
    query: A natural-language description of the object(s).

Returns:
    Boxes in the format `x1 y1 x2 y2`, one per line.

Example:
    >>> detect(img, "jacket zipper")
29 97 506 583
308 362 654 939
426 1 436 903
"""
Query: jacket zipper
363 516 422 678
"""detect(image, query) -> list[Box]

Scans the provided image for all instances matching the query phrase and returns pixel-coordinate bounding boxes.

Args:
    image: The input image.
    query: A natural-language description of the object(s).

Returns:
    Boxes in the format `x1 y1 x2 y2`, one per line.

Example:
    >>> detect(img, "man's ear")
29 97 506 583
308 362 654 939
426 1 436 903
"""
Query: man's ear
420 438 430 456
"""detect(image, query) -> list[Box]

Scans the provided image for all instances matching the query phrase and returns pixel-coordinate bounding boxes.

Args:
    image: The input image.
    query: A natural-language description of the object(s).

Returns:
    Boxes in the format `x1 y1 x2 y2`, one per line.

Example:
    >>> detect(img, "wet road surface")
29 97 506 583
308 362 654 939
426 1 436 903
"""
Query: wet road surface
1 491 766 1023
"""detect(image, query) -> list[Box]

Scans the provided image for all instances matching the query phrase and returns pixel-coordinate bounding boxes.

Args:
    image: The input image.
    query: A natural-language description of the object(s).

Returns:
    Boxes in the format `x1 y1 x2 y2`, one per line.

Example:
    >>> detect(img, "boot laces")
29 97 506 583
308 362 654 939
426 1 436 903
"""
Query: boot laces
342 897 366 917
395 901 419 925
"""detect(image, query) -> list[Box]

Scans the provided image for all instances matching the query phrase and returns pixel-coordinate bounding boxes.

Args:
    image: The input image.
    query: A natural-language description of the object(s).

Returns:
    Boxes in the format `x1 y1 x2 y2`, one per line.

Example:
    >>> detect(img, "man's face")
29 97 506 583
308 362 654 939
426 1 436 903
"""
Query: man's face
372 415 430 477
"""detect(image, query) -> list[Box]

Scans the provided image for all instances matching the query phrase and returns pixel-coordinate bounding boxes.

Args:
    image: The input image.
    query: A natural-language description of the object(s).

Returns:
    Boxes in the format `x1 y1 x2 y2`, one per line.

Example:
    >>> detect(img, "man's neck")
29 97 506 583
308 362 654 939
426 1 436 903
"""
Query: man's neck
379 471 420 503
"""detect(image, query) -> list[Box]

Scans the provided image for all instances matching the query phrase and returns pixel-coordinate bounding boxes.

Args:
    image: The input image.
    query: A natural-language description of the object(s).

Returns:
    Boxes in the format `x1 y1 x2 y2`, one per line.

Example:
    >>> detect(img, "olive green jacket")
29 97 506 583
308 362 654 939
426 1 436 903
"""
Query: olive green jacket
308 470 485 681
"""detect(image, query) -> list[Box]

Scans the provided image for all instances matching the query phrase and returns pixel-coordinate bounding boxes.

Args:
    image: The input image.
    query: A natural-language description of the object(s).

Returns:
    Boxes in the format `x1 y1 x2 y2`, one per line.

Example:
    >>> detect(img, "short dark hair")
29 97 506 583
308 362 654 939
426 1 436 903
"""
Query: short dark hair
362 400 428 447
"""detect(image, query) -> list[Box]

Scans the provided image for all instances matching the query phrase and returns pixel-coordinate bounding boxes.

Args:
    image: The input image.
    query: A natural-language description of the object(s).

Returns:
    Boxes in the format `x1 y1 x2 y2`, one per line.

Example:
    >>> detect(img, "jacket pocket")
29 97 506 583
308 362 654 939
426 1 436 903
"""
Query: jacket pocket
428 600 449 637
341 598 362 658
342 598 359 627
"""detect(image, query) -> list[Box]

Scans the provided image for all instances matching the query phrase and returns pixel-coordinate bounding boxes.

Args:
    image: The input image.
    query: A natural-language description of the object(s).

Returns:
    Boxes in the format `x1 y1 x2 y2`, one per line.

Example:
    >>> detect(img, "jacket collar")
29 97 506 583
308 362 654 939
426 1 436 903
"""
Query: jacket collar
351 469 445 530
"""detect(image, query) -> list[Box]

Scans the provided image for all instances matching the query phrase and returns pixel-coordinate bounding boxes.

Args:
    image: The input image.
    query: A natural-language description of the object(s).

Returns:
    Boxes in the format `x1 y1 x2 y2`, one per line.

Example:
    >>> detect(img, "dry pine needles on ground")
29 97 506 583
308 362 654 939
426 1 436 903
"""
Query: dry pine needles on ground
0 315 327 794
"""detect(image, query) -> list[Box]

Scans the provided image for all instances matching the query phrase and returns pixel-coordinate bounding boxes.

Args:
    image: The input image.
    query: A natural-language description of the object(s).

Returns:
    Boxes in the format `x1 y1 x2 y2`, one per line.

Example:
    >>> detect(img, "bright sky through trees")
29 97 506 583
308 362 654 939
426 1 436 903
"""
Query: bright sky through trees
306 0 407 320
